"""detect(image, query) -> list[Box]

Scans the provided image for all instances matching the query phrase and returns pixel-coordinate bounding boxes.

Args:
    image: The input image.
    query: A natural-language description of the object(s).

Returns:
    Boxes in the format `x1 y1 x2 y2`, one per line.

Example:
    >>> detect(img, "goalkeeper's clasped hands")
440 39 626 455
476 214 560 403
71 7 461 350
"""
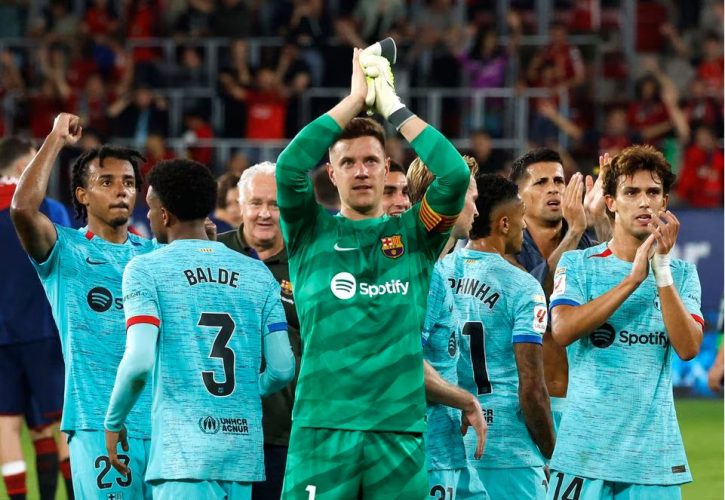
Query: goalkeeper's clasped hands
357 39 416 131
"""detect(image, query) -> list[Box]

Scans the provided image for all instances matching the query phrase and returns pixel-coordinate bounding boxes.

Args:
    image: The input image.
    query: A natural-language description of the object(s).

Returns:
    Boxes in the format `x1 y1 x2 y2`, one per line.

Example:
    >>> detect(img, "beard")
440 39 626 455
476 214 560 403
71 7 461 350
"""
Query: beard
108 215 129 228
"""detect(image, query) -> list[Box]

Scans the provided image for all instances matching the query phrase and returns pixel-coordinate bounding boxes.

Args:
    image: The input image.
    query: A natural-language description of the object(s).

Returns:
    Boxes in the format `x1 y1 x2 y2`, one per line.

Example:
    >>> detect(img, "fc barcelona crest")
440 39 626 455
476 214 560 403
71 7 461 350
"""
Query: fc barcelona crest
380 234 405 259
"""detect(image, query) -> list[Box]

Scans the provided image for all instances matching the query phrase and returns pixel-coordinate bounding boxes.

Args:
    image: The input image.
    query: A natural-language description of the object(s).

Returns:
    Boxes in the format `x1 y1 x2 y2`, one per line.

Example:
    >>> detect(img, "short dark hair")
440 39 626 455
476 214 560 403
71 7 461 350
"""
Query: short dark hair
147 159 217 221
70 145 145 222
334 117 386 151
509 148 563 184
470 174 519 239
603 145 676 197
0 137 35 173
389 160 406 175
216 173 240 209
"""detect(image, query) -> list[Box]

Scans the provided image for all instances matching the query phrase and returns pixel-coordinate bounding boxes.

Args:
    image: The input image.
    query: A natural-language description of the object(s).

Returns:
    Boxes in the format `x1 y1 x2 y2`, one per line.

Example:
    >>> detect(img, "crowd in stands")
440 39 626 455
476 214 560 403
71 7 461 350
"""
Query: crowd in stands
0 0 722 211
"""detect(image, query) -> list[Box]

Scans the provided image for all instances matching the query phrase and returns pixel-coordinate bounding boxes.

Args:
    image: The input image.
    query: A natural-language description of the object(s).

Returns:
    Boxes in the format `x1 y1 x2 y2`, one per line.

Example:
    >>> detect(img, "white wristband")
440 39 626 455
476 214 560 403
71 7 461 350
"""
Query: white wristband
652 253 673 288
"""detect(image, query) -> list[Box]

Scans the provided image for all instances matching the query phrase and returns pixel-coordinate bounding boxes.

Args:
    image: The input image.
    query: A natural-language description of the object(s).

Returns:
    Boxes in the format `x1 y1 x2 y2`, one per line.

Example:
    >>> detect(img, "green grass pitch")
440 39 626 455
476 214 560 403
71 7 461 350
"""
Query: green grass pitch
1 399 721 499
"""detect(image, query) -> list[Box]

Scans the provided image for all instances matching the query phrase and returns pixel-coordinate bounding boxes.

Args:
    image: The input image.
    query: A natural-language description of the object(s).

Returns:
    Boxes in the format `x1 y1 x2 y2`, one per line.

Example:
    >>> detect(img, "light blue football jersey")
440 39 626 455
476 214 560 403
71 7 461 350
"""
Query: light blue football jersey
549 243 702 485
422 261 467 472
122 239 287 482
439 249 548 469
32 225 156 437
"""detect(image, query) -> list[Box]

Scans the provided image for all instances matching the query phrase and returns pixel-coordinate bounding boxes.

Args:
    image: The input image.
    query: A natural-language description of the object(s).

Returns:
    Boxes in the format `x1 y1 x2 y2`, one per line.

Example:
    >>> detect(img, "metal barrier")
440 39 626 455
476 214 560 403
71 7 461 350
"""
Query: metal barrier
2 86 569 158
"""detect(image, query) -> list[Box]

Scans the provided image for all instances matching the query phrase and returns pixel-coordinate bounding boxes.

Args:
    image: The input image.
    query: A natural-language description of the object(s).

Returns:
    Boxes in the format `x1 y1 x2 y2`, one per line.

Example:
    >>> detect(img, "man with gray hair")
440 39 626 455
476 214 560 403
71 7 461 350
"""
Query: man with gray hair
217 161 300 500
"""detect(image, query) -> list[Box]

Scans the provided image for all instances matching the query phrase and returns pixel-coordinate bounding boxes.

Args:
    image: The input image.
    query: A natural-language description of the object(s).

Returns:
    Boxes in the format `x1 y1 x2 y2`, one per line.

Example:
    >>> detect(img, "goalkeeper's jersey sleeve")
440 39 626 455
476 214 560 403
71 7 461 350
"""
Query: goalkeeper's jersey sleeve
276 114 469 433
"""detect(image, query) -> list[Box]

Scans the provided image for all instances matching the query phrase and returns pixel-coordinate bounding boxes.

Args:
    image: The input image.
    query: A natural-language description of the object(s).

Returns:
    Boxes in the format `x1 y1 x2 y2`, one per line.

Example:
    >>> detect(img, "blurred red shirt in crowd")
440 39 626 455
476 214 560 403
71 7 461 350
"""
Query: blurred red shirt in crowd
677 126 723 208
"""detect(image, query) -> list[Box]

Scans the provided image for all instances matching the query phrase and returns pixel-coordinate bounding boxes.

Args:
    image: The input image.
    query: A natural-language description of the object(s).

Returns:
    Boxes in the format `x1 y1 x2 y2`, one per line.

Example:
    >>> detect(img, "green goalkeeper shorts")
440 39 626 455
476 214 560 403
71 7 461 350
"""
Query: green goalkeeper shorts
281 425 427 499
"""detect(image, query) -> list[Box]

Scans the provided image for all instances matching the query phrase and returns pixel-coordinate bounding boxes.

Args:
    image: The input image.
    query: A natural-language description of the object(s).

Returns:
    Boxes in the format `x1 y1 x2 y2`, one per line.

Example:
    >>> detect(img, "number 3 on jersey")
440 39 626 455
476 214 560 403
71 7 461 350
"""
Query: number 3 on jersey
462 321 492 395
198 312 238 396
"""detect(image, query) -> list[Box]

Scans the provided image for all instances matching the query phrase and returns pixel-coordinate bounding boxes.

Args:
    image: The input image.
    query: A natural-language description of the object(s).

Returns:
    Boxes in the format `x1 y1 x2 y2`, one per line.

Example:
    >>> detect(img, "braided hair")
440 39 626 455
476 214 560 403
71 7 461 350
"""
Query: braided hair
70 145 145 222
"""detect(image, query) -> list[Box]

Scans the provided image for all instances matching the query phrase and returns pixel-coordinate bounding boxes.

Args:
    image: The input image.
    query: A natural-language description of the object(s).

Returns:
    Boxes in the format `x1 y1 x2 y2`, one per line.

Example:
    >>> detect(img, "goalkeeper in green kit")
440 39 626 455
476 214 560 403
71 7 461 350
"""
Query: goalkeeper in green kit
278 47 485 499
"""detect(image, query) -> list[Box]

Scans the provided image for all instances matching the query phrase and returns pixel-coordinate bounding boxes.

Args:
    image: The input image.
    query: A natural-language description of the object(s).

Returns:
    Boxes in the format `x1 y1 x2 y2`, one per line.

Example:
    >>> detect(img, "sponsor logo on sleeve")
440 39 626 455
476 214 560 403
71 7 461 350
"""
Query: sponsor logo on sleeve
553 273 566 296
533 305 547 333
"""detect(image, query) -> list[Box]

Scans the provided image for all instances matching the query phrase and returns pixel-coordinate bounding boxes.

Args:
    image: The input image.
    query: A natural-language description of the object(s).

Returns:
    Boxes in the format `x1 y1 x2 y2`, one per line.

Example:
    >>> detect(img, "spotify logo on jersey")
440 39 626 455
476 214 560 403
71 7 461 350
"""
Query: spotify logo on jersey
591 323 616 348
87 287 123 312
330 272 357 300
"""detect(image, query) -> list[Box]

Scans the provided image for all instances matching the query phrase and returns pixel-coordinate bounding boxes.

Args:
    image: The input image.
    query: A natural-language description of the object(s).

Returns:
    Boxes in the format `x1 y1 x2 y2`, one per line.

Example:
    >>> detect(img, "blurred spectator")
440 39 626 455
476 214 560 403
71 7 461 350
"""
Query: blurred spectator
526 21 585 92
312 165 339 213
696 32 724 98
243 67 288 140
335 0 407 47
0 51 25 116
630 59 690 145
226 151 251 176
126 0 163 85
684 79 723 134
109 84 168 146
74 72 114 136
27 78 70 138
385 136 407 166
142 133 175 177
453 16 521 135
168 45 209 88
526 61 565 147
219 39 253 138
66 41 102 91
174 0 215 37
538 103 643 157
32 0 79 43
277 44 311 137
211 0 255 38
468 129 507 175
0 1 28 38
212 172 243 232
182 110 215 167
82 0 120 38
409 0 465 137
279 0 332 86
676 126 723 208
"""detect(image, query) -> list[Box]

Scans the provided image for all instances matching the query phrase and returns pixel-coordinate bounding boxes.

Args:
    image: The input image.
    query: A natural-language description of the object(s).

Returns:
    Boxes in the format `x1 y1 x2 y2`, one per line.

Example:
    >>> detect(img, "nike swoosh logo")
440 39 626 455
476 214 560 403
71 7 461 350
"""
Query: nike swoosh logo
86 257 108 265
334 243 357 252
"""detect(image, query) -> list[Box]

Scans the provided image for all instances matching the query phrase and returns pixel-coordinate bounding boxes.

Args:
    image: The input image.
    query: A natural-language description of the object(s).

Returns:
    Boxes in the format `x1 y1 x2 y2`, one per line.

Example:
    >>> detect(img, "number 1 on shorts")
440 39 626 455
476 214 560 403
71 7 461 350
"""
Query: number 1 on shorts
306 484 317 499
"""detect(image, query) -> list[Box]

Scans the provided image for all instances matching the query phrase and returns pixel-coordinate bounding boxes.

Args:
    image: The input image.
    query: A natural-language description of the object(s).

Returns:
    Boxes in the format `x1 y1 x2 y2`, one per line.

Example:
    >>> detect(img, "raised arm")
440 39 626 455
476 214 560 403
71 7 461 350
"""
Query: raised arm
276 50 368 249
530 173 587 296
11 113 81 262
361 53 469 226
515 343 555 458
551 235 655 346
649 211 702 360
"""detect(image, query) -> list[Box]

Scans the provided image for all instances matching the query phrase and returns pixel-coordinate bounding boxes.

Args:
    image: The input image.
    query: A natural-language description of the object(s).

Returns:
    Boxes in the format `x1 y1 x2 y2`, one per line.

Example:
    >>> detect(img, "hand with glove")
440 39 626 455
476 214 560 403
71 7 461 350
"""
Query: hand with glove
360 38 397 113
359 54 415 130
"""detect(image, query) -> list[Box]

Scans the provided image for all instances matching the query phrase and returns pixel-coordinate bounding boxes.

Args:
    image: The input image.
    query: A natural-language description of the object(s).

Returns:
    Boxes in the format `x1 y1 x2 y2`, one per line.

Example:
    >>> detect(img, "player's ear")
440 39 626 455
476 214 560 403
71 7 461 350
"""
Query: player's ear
326 162 337 186
384 157 391 176
161 207 171 227
75 186 88 208
499 215 509 235
604 194 616 214
661 193 669 211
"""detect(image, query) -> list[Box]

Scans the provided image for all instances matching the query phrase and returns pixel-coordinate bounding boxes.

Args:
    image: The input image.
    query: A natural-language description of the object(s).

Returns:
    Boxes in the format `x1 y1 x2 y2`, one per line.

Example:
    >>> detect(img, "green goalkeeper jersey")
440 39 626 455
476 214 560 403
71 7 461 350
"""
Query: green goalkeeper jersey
277 114 469 433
